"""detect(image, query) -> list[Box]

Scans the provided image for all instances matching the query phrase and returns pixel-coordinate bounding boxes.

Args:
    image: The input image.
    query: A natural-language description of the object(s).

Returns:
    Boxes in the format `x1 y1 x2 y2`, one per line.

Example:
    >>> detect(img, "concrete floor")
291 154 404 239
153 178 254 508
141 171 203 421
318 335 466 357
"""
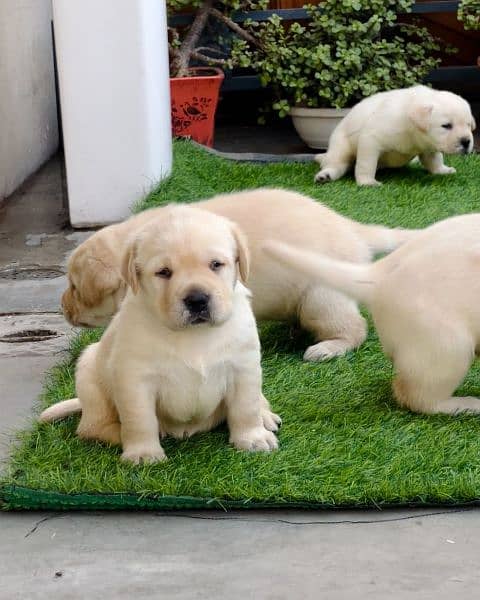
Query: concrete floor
2 153 480 598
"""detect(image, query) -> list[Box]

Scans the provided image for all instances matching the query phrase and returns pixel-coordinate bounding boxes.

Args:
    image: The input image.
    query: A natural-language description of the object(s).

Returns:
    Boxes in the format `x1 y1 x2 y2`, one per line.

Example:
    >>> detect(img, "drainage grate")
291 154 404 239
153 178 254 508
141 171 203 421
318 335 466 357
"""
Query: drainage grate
0 329 60 343
0 266 64 280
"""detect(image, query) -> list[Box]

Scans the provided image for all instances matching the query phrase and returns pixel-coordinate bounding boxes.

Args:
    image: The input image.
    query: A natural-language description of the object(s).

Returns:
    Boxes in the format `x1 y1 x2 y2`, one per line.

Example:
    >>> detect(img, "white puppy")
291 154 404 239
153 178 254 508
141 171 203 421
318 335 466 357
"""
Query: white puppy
314 85 475 186
40 206 280 463
265 213 480 415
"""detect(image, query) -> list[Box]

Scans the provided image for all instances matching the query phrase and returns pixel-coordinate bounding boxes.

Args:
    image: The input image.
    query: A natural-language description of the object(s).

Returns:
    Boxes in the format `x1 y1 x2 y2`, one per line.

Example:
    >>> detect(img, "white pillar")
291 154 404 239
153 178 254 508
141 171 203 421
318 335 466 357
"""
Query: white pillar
53 0 172 227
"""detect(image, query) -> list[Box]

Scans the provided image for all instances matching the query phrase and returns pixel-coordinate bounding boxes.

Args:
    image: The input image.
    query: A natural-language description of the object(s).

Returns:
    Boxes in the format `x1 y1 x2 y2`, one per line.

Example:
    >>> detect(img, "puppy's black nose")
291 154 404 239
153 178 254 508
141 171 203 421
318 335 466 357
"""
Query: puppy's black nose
183 290 210 314
460 137 471 150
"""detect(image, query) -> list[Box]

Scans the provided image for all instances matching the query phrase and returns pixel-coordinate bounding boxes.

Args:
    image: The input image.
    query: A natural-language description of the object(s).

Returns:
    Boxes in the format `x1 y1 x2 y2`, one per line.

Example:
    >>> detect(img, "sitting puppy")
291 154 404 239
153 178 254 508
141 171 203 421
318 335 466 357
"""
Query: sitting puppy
62 188 418 362
41 206 280 463
265 213 480 415
314 85 475 186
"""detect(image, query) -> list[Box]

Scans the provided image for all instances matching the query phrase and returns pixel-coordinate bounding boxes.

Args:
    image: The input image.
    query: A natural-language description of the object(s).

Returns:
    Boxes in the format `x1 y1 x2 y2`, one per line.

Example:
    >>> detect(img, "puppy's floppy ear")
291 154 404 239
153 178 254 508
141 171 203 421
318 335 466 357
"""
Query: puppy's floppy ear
69 242 121 307
409 102 433 132
472 116 477 131
231 223 250 284
121 236 141 294
80 261 122 305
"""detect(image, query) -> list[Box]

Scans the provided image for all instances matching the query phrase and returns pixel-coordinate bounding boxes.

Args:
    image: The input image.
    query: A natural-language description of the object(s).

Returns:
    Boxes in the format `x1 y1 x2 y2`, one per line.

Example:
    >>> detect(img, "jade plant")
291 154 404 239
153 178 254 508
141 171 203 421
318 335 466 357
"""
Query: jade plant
230 0 445 116
458 0 480 30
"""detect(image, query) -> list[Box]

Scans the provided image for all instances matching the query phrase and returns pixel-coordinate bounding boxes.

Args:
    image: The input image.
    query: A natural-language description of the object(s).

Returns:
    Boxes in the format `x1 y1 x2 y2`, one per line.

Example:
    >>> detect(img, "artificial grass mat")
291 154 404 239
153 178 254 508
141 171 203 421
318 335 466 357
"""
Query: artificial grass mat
3 140 480 511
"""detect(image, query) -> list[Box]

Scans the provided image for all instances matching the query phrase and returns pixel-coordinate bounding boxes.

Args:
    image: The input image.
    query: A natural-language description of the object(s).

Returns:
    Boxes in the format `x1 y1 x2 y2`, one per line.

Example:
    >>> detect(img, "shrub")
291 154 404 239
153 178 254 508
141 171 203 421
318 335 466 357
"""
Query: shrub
231 0 444 115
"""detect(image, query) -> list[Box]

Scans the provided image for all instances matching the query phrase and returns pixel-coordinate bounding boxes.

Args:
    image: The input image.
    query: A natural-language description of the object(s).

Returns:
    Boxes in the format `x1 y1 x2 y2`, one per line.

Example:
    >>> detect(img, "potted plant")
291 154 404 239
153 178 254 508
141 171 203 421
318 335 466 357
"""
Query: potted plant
231 0 444 149
168 0 261 147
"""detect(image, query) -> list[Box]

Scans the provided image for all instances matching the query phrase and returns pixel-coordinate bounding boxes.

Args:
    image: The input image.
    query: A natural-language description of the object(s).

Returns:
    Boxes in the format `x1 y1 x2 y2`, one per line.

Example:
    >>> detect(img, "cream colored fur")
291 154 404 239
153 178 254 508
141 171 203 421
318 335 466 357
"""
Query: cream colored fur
62 188 418 362
314 85 476 186
265 213 480 415
41 206 280 464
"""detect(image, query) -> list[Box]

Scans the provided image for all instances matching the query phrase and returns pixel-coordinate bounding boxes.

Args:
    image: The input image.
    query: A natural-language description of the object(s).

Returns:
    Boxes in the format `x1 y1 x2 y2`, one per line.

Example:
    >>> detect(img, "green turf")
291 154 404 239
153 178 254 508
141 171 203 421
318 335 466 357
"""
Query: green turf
2 140 480 510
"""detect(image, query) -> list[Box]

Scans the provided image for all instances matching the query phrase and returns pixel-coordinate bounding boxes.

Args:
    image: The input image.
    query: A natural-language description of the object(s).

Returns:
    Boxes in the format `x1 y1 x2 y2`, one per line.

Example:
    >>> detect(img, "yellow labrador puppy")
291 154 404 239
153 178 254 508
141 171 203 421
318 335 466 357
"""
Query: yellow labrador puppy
41 206 280 463
315 85 475 186
265 213 480 415
62 188 417 362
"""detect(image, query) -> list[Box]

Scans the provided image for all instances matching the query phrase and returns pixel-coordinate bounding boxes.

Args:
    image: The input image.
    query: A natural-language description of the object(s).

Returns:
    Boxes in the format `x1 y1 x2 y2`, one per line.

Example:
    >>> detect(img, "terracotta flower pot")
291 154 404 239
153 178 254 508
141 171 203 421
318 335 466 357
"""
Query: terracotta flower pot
290 107 350 150
170 67 225 147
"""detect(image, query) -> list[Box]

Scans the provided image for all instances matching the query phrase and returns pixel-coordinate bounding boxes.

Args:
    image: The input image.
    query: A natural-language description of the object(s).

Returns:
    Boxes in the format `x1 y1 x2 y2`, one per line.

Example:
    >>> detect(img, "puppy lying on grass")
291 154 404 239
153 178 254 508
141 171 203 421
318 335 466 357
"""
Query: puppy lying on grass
62 188 418 362
40 206 280 464
315 85 475 186
265 213 480 415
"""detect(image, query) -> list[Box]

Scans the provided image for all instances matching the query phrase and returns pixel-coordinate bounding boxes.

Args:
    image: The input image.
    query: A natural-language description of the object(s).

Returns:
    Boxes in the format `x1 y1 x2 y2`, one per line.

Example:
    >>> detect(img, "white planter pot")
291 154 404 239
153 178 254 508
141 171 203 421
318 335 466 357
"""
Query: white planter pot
53 0 172 227
290 107 350 150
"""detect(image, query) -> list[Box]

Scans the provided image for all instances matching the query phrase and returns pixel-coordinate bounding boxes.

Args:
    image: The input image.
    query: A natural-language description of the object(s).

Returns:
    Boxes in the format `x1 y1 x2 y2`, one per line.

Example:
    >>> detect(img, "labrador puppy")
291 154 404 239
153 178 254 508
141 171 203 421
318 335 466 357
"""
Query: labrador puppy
265 213 480 415
62 188 418 361
41 206 280 463
314 85 475 186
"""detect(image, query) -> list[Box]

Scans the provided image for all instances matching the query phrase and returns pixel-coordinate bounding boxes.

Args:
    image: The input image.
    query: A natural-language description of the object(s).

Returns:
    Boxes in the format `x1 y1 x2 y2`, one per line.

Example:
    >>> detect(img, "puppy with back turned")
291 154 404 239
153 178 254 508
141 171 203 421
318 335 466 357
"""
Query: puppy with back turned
265 213 480 415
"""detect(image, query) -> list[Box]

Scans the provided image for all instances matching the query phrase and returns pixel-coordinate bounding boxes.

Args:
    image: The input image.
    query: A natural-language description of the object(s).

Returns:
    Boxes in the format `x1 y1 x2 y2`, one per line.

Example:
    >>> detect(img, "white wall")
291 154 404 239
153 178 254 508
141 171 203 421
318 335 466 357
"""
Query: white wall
53 0 172 227
0 0 59 201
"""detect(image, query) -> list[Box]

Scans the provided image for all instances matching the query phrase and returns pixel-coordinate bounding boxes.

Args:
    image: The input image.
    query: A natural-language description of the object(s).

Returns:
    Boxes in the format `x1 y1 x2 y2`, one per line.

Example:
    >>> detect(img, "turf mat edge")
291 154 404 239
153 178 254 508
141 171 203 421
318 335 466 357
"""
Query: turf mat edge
3 485 480 512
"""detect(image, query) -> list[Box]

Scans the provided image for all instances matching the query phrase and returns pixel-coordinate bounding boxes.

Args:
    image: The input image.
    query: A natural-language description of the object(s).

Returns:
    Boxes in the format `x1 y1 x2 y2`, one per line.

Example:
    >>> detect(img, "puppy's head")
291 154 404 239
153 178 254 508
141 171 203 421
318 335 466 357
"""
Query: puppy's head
409 90 475 155
121 205 249 330
62 231 126 327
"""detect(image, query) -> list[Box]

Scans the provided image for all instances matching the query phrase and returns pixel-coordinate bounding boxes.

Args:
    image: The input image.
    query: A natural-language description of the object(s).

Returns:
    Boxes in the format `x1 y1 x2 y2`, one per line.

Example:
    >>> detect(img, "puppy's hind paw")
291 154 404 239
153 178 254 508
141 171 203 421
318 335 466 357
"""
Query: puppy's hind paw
434 165 456 175
314 169 332 184
231 427 278 452
356 178 382 187
303 339 351 362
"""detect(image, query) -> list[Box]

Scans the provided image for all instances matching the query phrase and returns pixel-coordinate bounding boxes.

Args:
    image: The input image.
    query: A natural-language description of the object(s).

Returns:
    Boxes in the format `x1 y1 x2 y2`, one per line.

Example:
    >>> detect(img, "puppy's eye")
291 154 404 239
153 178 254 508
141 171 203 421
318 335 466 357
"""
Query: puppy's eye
442 123 453 130
210 260 224 272
155 268 172 279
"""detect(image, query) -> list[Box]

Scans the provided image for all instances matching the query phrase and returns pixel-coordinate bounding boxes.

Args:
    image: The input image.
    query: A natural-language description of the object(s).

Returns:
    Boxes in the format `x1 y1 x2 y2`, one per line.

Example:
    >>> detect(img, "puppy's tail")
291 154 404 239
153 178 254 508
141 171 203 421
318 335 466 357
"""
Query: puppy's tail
264 241 376 306
39 398 82 423
354 222 419 255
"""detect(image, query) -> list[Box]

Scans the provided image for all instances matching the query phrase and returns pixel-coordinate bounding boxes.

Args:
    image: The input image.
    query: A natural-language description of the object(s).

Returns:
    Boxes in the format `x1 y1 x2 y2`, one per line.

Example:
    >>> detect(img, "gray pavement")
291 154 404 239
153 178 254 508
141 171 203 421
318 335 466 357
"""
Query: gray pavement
1 155 480 599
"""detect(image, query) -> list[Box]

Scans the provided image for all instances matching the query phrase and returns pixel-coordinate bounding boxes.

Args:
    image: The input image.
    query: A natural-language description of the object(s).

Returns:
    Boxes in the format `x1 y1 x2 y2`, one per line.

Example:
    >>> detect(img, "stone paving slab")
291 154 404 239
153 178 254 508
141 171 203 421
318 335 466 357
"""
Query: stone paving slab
0 276 67 315
0 313 77 357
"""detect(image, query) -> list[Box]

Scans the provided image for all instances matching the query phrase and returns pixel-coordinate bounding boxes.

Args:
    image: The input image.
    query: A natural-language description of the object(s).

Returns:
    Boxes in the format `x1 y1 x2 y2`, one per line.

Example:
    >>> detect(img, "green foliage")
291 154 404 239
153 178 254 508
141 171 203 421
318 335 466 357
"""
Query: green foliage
458 0 480 30
231 0 443 113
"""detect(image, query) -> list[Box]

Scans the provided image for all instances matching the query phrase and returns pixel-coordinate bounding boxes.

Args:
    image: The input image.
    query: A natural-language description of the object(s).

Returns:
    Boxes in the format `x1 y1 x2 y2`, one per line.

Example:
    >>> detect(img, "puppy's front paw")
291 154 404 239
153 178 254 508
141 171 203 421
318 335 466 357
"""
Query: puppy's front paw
121 445 167 465
261 408 282 432
231 427 278 452
434 165 456 175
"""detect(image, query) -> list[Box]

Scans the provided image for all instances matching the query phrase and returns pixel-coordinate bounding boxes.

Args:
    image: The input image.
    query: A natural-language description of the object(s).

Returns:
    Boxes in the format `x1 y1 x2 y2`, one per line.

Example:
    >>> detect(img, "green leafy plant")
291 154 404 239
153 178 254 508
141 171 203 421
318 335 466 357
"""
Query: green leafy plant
167 0 265 78
231 0 444 115
458 0 480 30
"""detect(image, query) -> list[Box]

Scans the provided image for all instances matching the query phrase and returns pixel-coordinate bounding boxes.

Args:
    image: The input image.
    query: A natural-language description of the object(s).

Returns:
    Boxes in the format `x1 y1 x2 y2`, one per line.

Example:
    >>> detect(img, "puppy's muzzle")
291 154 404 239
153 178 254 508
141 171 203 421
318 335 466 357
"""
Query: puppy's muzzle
183 290 211 324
